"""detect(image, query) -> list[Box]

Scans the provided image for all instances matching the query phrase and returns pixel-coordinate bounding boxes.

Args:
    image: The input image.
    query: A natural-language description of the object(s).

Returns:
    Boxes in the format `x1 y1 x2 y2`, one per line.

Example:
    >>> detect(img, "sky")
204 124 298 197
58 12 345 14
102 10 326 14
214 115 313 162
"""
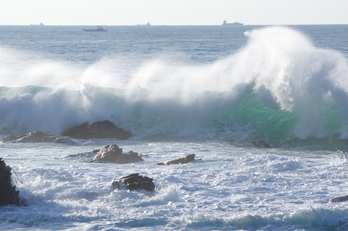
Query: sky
0 0 347 26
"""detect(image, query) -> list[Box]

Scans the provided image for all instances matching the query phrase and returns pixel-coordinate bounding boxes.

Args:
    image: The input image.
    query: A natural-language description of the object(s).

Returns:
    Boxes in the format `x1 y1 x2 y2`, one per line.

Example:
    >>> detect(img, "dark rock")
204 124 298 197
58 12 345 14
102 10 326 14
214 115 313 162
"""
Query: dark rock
61 120 132 140
1 131 76 145
0 158 25 206
330 195 348 203
65 144 143 164
252 140 271 148
156 154 196 165
112 173 155 191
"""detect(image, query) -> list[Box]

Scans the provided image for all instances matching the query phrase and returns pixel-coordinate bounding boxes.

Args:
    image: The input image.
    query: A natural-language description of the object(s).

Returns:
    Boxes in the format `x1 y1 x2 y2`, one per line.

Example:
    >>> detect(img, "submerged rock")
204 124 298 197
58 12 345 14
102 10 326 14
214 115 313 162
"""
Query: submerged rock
66 144 143 164
330 195 348 203
61 120 132 140
157 154 196 165
65 149 99 159
112 173 155 191
252 140 271 148
0 158 25 206
1 131 76 145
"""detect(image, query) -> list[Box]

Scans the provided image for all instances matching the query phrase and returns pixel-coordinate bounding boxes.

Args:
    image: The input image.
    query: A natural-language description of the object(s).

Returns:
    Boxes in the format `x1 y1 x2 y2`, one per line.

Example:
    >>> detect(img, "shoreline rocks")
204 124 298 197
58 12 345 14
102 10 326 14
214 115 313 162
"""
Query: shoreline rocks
157 154 196 166
112 173 155 191
1 131 76 145
62 120 132 140
0 158 25 206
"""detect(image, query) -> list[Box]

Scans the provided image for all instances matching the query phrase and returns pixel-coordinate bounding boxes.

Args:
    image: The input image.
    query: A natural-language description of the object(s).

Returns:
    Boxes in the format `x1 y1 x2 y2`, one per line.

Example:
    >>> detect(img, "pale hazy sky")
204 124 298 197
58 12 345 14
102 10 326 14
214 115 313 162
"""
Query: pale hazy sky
0 0 347 26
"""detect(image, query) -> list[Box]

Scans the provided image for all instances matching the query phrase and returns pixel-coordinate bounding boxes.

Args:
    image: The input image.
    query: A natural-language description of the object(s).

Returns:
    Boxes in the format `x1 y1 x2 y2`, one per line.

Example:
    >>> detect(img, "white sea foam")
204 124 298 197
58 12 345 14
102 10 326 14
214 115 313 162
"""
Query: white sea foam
2 141 348 230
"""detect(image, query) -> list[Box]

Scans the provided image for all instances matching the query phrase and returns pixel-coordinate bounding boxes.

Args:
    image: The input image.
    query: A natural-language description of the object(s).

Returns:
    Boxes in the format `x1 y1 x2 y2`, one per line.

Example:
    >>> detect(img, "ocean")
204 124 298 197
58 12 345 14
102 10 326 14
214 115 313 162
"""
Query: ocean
1 24 348 230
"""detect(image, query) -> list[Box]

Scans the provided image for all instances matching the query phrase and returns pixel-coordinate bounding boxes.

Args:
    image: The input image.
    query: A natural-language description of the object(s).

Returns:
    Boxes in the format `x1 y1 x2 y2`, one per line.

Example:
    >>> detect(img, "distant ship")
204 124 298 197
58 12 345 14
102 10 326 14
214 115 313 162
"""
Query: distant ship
136 23 151 26
82 25 107 32
222 20 243 26
30 23 44 26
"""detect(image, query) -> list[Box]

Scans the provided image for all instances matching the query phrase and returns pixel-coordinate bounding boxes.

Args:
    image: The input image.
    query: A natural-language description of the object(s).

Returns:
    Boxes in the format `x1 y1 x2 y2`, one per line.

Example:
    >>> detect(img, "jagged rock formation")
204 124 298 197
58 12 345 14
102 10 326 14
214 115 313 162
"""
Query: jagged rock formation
0 158 24 206
61 120 132 140
91 144 143 163
157 154 196 165
1 131 76 145
66 144 143 164
112 173 155 191
252 140 271 148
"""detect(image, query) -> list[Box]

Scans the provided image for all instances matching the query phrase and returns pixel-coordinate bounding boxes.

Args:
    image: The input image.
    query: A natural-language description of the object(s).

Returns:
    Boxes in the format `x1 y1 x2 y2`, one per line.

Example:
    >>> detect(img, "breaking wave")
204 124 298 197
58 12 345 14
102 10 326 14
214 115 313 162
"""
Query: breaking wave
1 27 348 149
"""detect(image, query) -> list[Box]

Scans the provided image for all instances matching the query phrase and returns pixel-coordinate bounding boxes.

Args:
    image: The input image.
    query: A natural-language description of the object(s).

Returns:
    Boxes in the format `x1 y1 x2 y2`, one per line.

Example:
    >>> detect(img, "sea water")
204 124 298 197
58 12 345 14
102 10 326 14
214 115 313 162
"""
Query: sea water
1 25 348 230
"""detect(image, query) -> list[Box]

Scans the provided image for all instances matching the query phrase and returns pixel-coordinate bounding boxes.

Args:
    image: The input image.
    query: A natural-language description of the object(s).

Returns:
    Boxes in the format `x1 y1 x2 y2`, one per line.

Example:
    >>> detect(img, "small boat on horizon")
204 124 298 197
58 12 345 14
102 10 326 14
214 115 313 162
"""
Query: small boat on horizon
222 20 243 26
82 25 107 32
30 23 44 26
136 23 151 26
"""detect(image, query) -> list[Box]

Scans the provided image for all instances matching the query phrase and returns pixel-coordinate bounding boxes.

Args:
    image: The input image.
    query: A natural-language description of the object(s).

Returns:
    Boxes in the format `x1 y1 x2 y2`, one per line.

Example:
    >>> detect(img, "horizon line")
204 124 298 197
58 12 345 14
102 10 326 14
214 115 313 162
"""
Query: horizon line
1 23 348 26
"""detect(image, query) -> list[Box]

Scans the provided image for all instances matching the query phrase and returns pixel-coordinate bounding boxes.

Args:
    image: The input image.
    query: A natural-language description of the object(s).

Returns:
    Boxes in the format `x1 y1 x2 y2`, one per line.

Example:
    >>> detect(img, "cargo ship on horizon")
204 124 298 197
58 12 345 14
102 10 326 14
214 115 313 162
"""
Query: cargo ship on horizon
222 20 243 26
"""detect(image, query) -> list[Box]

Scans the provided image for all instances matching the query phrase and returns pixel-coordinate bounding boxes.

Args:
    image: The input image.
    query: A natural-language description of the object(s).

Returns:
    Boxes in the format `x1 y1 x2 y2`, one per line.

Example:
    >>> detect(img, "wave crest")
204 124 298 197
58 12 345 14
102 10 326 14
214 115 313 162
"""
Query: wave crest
1 27 348 148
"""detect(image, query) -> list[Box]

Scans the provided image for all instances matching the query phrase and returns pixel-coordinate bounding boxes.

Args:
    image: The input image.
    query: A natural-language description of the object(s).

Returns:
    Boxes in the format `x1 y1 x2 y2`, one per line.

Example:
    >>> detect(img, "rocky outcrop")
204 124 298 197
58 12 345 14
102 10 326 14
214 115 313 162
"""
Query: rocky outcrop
157 154 196 165
112 173 155 191
61 120 132 140
0 158 25 206
91 144 143 163
252 140 271 148
66 144 143 164
1 131 76 145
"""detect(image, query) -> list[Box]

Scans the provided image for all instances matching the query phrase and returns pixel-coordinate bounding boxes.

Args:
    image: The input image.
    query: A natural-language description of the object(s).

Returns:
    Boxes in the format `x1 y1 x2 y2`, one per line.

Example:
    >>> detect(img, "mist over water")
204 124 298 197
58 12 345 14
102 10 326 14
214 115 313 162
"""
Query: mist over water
1 26 348 148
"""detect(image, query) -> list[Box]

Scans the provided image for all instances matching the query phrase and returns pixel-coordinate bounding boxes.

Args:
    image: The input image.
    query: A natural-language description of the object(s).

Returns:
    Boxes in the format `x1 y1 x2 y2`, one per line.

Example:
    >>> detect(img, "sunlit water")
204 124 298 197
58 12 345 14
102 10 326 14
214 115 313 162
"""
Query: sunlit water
1 25 348 230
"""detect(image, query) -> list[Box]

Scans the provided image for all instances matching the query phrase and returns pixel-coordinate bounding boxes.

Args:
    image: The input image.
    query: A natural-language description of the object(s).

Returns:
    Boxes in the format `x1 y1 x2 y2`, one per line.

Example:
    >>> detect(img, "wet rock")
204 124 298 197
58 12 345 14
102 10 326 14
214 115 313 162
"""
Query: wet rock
61 120 132 140
252 140 271 148
157 154 196 165
330 195 348 203
0 158 25 206
1 131 76 145
112 173 155 191
65 144 143 164
91 144 143 163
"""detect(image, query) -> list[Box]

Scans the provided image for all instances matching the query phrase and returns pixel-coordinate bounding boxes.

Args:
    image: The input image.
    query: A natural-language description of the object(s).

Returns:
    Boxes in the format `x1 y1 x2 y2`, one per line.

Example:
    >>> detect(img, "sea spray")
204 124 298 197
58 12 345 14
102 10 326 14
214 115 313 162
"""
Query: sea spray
242 27 348 139
0 46 83 89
